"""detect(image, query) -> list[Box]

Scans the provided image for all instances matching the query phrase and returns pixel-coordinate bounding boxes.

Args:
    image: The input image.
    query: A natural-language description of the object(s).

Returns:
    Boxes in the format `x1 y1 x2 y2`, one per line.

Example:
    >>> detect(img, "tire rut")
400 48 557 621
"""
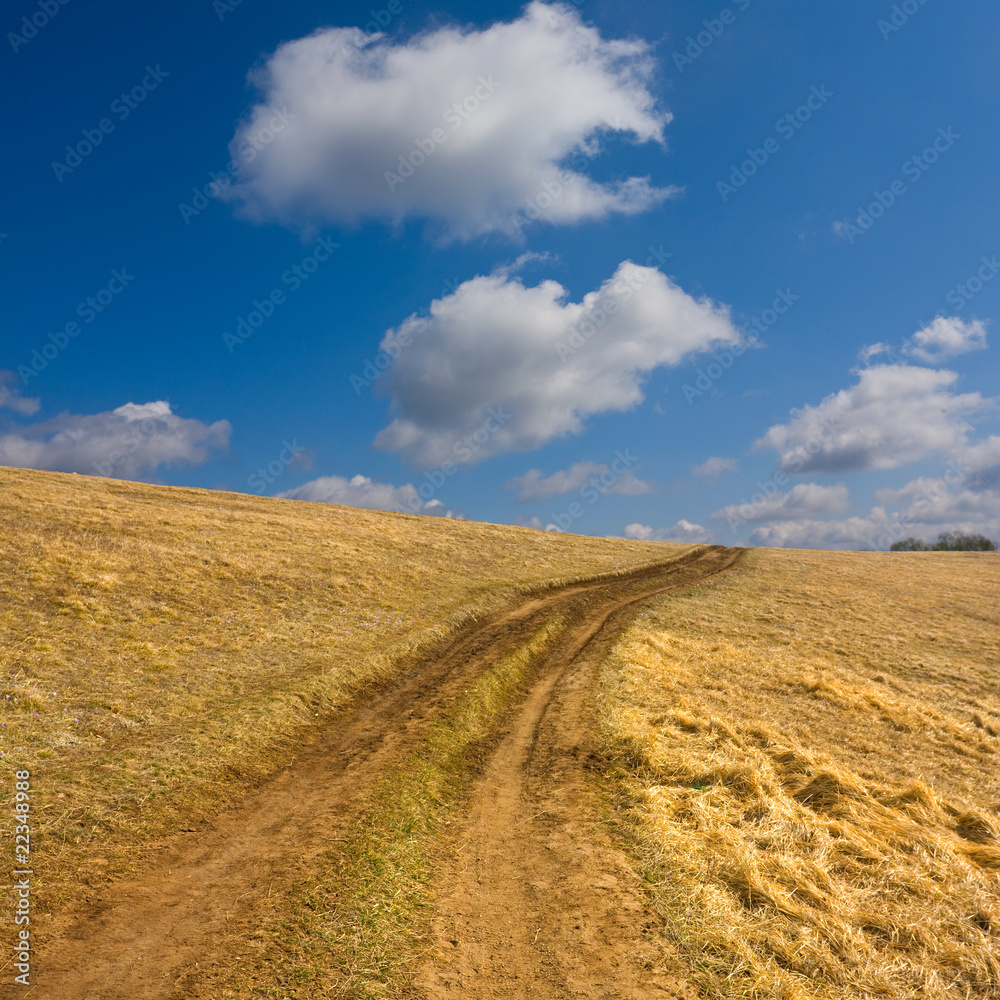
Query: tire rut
415 547 744 999
36 546 741 998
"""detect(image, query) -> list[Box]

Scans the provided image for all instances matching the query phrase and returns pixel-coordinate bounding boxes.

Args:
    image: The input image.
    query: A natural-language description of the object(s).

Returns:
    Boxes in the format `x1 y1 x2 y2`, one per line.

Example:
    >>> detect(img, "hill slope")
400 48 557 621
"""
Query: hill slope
4 466 998 999
601 546 1000 999
0 467 683 931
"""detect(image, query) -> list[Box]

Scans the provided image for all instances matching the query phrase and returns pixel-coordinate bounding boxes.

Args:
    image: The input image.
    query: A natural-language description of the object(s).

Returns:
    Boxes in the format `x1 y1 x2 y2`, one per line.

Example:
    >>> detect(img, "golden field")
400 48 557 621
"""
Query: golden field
599 546 1000 999
4 463 999 999
0 465 677 917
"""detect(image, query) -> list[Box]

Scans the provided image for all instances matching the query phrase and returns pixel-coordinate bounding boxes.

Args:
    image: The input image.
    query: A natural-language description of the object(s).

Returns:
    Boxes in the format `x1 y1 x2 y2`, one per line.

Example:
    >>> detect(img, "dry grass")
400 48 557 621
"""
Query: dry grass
0 465 677 921
218 616 566 999
599 547 1000 999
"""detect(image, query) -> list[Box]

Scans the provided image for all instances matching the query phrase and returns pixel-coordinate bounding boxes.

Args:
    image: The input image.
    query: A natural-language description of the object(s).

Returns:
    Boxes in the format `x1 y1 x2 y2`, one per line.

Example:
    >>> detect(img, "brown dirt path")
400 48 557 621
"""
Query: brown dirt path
415 548 743 999
33 546 741 999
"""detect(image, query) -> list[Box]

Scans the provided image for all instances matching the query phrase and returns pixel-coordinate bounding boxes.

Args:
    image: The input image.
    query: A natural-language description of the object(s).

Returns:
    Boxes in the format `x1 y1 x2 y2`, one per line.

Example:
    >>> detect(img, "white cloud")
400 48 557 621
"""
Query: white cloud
745 435 1000 550
857 342 892 364
750 500 1000 550
747 466 1000 549
0 401 230 478
492 251 555 278
692 455 737 480
625 519 711 543
375 261 740 468
222 2 675 239
874 476 952 508
277 473 457 517
757 364 990 473
872 470 1000 526
903 489 1000 526
906 316 988 362
713 483 851 524
506 460 649 501
514 514 564 531
0 372 40 416
749 511 893 549
507 462 600 502
515 515 546 529
957 435 1000 491
601 469 650 495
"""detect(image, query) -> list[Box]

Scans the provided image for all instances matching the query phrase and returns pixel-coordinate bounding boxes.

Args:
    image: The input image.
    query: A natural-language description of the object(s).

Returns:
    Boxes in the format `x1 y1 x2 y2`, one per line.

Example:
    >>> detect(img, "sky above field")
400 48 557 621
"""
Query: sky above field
3 0 999 548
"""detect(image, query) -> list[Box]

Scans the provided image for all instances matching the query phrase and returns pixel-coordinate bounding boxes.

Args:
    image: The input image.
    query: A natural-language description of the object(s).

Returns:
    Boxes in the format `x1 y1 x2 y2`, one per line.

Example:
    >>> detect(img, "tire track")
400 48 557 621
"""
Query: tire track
416 546 744 998
37 546 741 998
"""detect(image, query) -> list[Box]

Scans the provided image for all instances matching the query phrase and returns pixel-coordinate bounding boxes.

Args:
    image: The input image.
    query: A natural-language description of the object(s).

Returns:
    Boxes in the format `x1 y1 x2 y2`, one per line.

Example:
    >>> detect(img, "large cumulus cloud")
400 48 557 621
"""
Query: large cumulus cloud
222 2 675 239
757 365 989 474
373 261 741 468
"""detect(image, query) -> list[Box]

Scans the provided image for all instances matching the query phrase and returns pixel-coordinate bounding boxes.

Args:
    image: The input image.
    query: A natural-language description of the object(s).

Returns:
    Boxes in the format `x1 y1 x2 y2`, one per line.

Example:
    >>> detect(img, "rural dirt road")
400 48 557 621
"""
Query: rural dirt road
37 546 742 999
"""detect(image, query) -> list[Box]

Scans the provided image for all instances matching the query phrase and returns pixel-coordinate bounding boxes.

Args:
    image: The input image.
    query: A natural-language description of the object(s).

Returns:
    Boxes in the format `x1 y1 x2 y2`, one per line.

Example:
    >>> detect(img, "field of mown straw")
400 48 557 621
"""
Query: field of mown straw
600 546 1000 999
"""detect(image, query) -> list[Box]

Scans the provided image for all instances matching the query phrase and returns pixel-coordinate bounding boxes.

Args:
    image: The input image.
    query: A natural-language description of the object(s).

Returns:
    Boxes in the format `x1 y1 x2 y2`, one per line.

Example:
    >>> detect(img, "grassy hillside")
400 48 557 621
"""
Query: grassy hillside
7 465 998 999
0 465 680 921
599 547 1000 999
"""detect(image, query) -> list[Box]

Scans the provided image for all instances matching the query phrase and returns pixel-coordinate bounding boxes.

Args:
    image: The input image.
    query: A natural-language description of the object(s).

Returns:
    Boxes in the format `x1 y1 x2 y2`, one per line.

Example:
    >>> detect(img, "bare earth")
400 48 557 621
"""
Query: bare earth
37 546 741 999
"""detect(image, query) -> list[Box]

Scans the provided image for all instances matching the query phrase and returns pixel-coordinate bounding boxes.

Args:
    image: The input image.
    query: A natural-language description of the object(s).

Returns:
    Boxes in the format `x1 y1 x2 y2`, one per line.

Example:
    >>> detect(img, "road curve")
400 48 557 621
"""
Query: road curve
38 545 742 998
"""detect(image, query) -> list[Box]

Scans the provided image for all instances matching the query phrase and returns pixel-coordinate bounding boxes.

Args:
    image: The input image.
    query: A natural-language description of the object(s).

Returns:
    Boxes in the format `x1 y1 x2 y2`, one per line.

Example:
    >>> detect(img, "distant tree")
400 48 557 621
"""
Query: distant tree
931 531 997 551
890 532 996 552
890 537 930 551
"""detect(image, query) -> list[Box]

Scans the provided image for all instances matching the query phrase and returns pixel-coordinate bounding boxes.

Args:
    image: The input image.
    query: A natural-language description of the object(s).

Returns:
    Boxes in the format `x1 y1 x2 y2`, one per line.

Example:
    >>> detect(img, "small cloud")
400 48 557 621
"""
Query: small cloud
692 456 737 481
624 519 711 543
492 252 554 278
508 463 601 502
857 342 892 364
514 514 559 531
712 483 851 524
905 316 988 363
0 400 230 478
0 372 40 416
506 460 651 502
278 473 458 517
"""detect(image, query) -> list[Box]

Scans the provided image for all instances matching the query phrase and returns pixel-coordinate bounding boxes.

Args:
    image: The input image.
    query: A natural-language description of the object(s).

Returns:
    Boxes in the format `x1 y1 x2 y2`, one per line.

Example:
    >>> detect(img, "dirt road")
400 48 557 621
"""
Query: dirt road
37 546 742 998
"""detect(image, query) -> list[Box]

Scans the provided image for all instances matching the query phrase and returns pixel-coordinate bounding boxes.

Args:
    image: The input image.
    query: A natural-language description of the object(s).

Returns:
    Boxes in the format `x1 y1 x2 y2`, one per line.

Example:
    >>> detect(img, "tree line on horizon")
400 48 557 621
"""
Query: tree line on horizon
889 531 997 552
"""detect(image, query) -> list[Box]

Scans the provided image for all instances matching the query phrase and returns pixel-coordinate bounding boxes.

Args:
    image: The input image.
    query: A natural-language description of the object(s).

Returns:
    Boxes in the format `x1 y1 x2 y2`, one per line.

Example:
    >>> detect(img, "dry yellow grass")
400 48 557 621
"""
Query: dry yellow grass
10 463 999 998
0 465 680 922
599 547 1000 999
231 616 567 999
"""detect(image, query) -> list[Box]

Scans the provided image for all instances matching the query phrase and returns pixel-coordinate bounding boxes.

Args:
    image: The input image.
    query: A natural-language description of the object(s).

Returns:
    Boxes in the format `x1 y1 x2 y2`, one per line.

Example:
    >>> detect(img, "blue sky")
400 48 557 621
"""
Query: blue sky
3 0 999 548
